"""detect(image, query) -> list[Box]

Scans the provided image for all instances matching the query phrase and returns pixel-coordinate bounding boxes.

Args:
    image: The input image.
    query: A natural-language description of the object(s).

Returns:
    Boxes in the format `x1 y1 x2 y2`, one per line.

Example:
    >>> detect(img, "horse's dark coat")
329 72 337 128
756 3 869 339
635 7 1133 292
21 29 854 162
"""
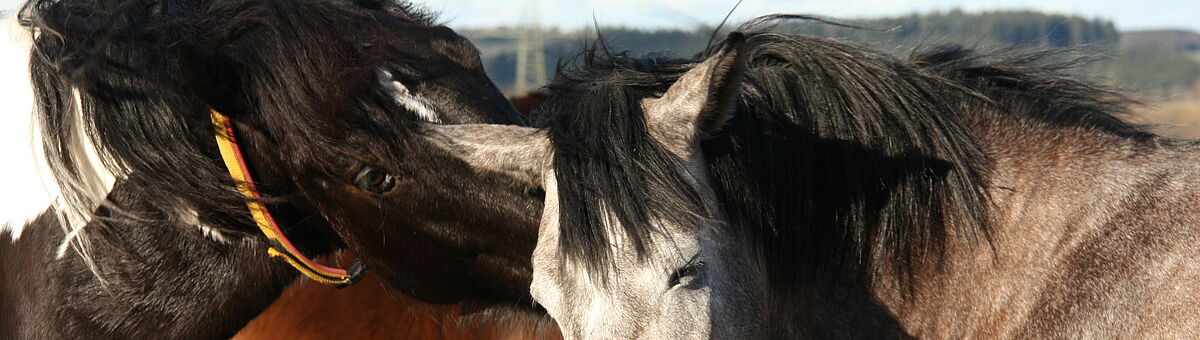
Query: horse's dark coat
1 0 542 338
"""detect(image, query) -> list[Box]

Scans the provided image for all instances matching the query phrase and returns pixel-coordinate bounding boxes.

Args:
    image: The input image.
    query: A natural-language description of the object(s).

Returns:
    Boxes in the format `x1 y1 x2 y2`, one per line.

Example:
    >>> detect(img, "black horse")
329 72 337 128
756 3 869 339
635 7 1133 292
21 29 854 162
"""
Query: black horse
0 0 541 338
428 17 1200 338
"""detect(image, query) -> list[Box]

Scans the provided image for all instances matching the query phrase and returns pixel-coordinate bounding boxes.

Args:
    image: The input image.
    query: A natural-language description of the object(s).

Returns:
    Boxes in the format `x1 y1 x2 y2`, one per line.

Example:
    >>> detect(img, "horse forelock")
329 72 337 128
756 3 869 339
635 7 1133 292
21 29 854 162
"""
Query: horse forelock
537 44 711 279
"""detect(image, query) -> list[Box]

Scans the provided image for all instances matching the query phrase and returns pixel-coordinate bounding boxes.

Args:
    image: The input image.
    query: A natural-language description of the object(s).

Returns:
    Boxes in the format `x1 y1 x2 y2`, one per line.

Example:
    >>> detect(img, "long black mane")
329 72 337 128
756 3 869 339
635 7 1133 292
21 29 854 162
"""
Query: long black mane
538 45 708 274
19 0 436 240
539 18 1143 288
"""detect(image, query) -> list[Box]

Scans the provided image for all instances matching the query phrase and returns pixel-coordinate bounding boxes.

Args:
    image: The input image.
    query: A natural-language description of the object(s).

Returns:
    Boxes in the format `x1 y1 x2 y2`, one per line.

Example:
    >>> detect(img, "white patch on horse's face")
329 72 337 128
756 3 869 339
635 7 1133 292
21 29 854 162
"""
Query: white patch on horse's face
377 68 442 123
529 98 765 339
532 161 766 339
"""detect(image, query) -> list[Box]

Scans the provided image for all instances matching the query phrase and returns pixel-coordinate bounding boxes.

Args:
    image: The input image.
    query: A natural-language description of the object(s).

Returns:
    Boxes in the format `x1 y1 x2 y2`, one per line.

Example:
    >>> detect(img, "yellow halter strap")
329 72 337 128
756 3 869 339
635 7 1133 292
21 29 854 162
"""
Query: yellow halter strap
210 109 365 288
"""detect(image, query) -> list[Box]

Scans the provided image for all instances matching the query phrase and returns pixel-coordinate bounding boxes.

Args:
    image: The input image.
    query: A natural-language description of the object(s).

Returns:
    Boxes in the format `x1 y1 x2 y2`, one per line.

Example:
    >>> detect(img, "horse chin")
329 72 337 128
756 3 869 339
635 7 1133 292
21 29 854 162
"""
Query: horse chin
363 241 534 306
373 262 533 307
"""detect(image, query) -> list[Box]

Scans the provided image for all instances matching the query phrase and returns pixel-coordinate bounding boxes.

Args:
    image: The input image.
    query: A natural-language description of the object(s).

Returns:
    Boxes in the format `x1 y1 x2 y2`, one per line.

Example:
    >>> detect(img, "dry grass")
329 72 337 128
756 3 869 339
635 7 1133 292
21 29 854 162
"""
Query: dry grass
1130 89 1200 138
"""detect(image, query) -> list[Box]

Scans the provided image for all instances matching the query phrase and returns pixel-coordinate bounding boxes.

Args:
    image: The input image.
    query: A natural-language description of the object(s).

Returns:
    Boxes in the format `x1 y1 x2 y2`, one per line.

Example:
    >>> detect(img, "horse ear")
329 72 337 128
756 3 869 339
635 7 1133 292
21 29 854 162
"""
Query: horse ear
423 124 550 188
644 33 746 153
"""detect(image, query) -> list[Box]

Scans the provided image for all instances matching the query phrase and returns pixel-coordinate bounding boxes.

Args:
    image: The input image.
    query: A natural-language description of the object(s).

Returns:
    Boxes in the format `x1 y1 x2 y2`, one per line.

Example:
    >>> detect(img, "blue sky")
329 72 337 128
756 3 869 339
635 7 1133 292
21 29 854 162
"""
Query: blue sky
3 0 1198 32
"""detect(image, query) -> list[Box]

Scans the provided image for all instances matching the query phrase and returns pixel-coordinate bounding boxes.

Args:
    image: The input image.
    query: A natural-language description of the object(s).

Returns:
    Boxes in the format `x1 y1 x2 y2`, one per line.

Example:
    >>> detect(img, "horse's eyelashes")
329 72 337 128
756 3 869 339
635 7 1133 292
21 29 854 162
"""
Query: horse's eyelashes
667 261 705 289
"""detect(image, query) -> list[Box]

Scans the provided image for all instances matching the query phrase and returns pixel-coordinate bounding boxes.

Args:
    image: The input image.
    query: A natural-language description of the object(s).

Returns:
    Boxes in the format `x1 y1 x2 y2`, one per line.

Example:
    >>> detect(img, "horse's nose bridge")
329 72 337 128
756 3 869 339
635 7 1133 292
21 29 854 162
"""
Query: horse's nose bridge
530 264 589 339
528 265 557 310
528 232 567 325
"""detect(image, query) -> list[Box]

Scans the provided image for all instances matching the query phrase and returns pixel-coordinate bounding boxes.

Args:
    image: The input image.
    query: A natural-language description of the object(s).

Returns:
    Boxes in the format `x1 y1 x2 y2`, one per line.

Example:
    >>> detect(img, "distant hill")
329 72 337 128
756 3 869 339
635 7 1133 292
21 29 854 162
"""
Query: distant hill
462 10 1200 98
779 9 1119 50
1120 30 1200 53
1097 30 1200 97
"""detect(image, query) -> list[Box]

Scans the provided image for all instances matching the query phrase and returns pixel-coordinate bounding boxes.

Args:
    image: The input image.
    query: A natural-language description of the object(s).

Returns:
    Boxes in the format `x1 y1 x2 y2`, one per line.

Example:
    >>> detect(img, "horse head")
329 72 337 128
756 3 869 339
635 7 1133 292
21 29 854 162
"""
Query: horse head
21 0 541 306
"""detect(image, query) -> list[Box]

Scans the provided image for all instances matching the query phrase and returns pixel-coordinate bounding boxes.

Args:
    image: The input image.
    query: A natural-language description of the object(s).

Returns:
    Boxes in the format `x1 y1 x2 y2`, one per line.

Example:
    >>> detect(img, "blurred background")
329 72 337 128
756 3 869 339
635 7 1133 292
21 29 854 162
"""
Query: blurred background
432 0 1200 137
3 0 1198 135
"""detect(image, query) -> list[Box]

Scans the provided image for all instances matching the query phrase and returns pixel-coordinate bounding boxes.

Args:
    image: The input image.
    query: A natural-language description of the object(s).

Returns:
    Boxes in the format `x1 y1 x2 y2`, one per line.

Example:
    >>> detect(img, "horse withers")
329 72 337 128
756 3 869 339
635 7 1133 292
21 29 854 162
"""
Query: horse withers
426 19 1200 338
0 0 542 338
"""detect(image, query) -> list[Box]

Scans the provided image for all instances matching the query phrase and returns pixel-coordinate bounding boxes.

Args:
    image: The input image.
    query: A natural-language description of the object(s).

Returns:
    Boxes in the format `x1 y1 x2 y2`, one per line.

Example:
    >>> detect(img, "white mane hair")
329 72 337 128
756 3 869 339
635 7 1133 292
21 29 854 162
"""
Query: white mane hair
0 16 117 265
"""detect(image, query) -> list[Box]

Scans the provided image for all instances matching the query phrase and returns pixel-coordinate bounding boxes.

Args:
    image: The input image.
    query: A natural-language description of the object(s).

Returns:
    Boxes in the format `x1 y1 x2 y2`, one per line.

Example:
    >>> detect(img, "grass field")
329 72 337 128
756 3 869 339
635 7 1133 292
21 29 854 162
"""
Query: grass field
1134 89 1200 138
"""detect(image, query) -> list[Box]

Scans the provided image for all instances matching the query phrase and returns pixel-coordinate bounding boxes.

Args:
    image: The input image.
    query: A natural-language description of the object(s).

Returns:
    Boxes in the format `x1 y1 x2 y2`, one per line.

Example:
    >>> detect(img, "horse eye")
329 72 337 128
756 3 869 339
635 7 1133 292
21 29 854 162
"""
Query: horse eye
668 261 704 288
354 166 396 194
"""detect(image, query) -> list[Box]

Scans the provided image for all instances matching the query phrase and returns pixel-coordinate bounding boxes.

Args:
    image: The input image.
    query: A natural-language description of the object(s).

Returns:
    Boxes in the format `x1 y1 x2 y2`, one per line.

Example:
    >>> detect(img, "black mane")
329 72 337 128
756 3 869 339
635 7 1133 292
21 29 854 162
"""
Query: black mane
19 0 436 233
539 19 1143 287
537 44 709 274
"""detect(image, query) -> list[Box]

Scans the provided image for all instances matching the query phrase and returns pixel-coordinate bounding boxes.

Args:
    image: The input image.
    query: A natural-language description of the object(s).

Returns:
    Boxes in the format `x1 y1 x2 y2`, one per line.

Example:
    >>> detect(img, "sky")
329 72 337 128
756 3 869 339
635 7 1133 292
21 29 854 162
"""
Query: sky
2 0 1198 32
429 0 1200 32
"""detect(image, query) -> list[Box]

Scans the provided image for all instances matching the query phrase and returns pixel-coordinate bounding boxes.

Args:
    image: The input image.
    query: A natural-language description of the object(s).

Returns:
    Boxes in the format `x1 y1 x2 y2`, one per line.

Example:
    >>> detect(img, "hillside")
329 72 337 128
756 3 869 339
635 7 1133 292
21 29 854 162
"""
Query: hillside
1120 30 1200 52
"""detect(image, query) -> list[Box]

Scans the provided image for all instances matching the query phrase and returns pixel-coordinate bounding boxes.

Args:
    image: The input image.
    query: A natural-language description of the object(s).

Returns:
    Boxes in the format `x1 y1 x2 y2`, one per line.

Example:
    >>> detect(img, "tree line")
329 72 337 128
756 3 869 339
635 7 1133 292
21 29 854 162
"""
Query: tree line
462 10 1199 98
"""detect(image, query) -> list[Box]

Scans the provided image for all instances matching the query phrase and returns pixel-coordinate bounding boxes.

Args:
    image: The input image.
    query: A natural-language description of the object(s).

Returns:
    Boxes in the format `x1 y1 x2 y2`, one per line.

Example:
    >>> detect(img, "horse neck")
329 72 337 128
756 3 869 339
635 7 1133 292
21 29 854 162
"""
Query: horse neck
0 179 297 339
861 112 1200 337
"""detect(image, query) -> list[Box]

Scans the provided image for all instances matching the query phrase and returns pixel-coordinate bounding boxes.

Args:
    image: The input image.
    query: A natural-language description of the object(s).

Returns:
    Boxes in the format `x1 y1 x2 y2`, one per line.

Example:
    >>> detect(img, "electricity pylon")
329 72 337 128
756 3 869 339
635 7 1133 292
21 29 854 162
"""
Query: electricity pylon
514 0 546 94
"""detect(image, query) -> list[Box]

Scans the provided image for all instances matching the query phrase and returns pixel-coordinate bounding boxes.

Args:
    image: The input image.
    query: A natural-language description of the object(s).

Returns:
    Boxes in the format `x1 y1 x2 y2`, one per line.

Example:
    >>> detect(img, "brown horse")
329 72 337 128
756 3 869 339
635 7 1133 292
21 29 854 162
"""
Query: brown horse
234 253 560 340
